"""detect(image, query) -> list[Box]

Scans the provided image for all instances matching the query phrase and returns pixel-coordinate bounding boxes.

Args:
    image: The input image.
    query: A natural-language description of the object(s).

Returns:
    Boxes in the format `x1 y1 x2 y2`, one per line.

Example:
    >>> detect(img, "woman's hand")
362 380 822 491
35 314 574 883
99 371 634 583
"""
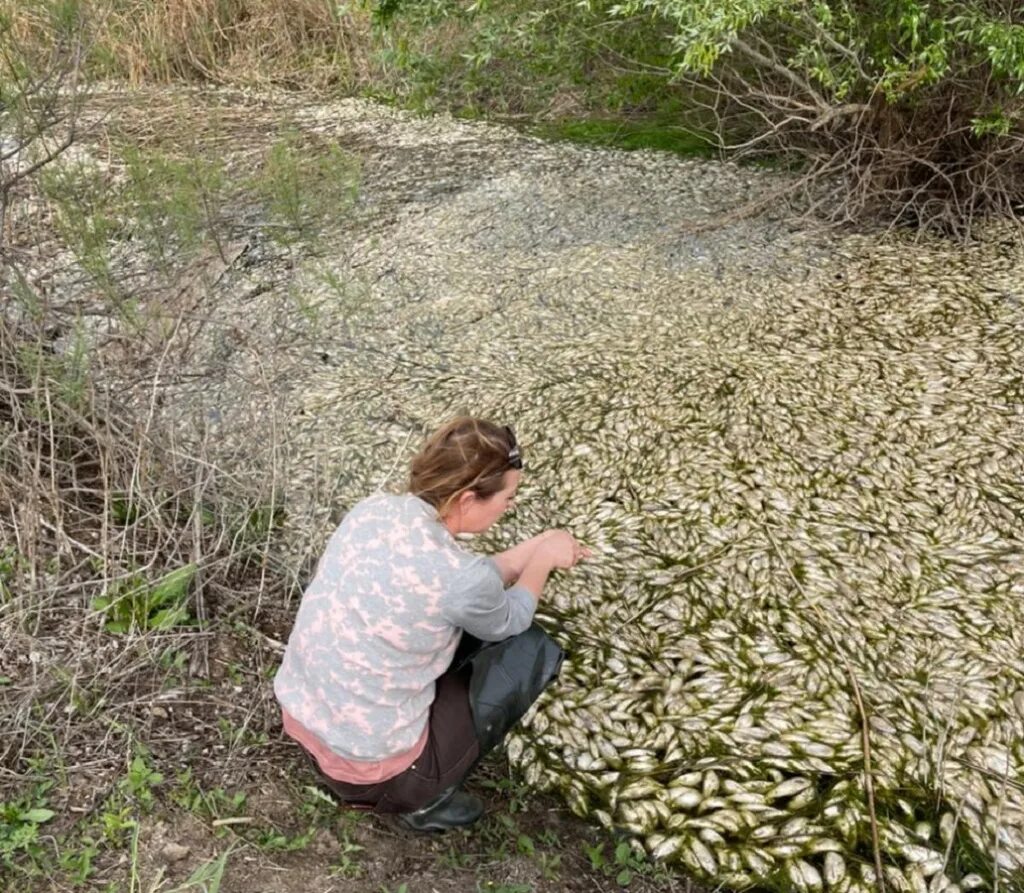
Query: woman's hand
538 530 592 569
516 529 592 599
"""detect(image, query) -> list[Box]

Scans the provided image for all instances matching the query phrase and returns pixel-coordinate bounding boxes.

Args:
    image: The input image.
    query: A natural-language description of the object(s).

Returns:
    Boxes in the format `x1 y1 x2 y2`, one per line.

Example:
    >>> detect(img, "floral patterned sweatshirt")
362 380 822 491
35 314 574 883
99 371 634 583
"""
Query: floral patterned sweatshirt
273 493 536 776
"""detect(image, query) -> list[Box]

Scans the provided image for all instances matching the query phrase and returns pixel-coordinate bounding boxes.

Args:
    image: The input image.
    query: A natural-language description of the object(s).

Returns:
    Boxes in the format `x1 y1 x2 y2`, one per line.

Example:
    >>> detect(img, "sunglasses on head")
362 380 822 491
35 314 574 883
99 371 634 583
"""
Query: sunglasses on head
504 425 523 470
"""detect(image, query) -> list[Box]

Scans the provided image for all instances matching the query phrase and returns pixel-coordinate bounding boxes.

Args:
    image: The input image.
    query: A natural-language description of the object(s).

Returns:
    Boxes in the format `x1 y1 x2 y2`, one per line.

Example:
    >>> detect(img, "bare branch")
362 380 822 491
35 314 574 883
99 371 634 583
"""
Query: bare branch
731 35 830 112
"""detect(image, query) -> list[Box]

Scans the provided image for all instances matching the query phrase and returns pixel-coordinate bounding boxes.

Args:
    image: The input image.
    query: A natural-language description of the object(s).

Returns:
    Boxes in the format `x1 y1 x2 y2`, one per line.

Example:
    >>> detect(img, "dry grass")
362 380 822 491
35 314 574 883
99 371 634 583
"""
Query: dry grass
0 77 296 827
0 119 311 885
3 0 375 88
0 291 290 757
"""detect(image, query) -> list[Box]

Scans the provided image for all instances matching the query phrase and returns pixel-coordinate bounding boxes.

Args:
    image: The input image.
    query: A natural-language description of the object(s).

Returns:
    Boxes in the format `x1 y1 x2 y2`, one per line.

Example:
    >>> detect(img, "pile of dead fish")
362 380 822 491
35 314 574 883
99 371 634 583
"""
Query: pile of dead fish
277 105 1024 892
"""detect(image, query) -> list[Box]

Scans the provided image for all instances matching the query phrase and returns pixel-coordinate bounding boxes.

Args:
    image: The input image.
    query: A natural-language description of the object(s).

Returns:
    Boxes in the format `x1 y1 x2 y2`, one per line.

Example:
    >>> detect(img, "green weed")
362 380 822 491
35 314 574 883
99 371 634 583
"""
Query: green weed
438 839 476 870
39 161 123 297
57 832 101 885
252 823 316 851
251 131 359 246
216 715 270 750
0 747 165 887
536 828 560 847
158 646 189 676
11 322 93 423
297 784 340 822
0 791 56 877
471 800 563 882
90 563 196 634
249 786 365 870
308 263 371 321
122 145 229 270
119 751 164 812
479 771 534 814
48 321 91 410
329 830 366 878
582 839 657 887
163 844 236 893
171 770 248 823
536 850 562 880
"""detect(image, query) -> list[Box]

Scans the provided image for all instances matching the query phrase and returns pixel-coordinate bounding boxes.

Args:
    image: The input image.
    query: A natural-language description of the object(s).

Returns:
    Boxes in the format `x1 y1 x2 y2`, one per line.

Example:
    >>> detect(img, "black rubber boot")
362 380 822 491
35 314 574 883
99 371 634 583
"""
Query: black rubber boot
398 787 484 832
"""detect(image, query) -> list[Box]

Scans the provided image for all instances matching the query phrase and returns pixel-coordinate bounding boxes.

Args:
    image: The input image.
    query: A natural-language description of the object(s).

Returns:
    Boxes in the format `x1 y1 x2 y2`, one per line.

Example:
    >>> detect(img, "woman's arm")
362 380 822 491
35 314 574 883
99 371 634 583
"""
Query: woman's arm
447 532 588 640
515 530 587 599
491 531 556 585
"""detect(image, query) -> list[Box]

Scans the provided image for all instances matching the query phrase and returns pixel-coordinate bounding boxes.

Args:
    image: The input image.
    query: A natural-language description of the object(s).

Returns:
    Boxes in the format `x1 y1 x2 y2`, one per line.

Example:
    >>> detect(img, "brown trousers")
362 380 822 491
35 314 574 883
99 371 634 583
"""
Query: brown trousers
304 662 481 814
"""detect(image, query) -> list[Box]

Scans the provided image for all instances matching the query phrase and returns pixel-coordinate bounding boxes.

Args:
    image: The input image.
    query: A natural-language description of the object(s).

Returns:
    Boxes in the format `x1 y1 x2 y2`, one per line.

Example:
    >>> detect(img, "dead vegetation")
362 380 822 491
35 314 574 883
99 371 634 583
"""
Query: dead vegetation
4 0 374 89
0 40 326 881
687 55 1024 239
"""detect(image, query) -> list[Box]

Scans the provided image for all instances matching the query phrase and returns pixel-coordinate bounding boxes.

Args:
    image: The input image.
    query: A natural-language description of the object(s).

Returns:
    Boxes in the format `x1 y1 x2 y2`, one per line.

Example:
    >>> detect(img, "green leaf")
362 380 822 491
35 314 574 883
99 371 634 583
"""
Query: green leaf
20 808 55 823
149 604 190 631
148 563 197 608
616 867 633 886
170 843 235 893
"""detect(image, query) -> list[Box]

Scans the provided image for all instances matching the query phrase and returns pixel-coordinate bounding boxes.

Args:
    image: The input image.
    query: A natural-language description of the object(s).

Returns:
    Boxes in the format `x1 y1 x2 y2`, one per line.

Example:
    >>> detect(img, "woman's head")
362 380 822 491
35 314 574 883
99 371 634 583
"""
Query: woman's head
409 416 522 533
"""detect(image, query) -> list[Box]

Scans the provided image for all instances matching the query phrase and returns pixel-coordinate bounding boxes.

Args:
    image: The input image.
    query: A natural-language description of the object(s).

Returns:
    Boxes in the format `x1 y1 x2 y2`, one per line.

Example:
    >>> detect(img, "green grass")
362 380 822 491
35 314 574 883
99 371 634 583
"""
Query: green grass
532 117 717 158
0 747 166 890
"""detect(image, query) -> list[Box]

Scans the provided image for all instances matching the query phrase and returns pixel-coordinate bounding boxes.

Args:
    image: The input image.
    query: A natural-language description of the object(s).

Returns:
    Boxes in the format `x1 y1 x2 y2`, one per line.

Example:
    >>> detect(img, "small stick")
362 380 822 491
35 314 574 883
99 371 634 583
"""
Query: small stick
947 756 1024 794
211 816 253 827
763 523 887 893
615 542 746 630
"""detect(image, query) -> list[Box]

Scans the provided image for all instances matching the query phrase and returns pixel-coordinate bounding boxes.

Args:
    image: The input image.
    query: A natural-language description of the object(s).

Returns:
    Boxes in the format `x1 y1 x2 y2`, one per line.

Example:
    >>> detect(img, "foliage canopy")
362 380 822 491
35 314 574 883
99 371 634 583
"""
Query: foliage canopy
627 0 1024 229
379 0 1024 231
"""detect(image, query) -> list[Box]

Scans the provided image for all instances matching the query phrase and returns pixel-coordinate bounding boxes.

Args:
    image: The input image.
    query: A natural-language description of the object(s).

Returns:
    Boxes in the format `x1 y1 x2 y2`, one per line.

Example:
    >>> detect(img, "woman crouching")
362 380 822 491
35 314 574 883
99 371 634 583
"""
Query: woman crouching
274 417 589 831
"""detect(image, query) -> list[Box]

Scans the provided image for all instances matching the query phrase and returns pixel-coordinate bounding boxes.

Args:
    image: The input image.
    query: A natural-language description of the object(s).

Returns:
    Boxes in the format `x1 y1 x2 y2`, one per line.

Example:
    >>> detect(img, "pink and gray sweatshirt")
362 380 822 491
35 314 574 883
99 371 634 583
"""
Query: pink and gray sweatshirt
274 493 536 783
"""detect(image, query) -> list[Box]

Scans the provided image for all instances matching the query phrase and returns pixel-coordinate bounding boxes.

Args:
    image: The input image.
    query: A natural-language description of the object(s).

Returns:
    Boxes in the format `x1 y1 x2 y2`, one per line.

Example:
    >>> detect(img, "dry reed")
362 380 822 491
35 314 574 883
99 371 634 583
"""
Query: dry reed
2 0 375 88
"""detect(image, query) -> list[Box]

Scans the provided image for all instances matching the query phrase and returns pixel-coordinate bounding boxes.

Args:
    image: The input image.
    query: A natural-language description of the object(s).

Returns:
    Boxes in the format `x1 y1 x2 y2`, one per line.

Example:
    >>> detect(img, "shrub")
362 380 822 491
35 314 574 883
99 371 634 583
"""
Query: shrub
0 0 87 229
372 0 1024 232
604 0 1024 233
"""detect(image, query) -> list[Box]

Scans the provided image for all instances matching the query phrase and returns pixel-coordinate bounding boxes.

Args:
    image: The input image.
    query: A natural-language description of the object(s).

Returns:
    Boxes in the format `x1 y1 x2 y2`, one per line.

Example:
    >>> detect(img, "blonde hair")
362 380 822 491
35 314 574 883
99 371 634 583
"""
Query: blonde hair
409 416 519 518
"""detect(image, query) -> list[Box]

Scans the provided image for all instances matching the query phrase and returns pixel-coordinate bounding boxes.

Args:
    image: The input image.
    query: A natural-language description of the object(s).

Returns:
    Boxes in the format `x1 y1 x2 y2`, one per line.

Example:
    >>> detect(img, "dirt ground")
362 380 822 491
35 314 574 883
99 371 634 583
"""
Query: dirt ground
135 767 699 893
118 604 700 893
4 595 697 893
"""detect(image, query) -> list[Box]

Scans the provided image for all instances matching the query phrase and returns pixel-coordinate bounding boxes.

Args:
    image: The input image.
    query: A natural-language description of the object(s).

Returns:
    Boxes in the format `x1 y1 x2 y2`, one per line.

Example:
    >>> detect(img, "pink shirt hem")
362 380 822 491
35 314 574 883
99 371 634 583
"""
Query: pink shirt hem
281 707 429 785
